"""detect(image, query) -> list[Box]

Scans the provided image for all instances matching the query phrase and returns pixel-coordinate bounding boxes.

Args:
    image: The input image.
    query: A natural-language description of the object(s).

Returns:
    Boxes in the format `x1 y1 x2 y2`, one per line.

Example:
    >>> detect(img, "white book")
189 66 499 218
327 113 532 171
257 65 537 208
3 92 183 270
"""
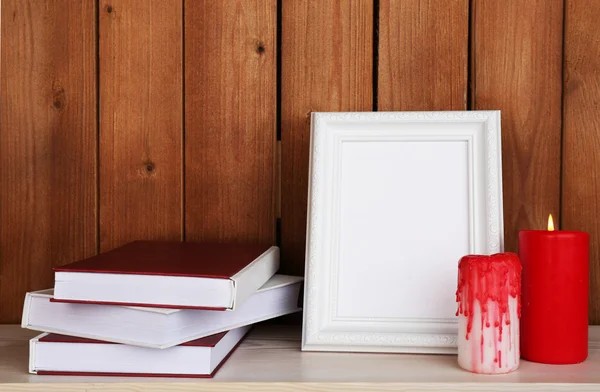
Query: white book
29 326 251 378
23 274 302 349
53 242 280 310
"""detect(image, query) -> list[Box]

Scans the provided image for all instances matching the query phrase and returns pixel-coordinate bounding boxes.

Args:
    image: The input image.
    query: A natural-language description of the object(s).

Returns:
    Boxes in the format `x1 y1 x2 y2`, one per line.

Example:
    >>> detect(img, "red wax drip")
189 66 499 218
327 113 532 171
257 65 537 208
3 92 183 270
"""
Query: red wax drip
456 253 522 341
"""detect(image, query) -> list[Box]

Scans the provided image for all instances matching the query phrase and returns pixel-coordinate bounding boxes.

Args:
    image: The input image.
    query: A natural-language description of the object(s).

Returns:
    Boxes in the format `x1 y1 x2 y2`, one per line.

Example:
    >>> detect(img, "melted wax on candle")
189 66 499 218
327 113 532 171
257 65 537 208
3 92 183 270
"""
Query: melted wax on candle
456 253 521 371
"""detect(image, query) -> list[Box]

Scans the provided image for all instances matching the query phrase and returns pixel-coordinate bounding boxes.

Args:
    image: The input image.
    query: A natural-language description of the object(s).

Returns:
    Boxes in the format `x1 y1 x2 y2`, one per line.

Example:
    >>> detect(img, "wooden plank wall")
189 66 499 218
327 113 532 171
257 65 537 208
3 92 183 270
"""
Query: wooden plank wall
1 0 600 323
378 0 469 111
99 0 183 251
0 0 97 322
185 0 277 245
562 0 600 324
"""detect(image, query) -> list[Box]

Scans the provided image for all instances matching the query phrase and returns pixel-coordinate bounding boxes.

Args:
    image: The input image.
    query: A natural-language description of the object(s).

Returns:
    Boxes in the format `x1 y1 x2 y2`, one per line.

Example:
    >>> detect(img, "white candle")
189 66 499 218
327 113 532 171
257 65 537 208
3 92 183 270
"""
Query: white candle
456 253 521 374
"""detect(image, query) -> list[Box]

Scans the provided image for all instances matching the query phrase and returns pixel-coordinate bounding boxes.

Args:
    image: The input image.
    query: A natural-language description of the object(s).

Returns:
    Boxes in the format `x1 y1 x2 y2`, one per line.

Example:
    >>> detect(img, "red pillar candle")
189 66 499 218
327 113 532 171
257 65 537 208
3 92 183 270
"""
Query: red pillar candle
518 215 590 364
456 253 522 374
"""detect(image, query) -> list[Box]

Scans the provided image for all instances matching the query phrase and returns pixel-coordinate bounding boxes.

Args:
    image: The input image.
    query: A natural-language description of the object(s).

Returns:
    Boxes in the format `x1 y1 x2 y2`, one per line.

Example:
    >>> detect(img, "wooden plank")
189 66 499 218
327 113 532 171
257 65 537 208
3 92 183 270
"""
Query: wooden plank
473 0 563 253
280 0 373 275
0 0 97 323
378 0 469 110
562 0 600 324
184 0 277 244
99 0 182 251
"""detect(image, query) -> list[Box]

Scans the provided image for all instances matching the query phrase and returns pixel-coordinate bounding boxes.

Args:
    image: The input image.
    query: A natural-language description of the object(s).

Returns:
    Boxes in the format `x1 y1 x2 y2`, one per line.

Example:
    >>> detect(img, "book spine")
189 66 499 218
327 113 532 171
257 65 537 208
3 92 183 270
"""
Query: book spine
230 246 280 310
21 293 33 328
29 333 47 374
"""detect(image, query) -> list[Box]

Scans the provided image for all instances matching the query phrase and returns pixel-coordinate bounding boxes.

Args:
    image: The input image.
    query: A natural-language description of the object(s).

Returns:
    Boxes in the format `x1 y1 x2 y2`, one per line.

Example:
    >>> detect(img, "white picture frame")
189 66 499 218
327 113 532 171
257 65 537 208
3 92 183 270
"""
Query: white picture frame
302 111 503 354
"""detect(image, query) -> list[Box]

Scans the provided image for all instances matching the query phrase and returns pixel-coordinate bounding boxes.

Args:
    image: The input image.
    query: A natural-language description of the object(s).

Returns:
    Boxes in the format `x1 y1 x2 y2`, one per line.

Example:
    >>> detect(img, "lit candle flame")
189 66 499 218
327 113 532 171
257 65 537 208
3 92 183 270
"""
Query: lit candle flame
548 214 555 231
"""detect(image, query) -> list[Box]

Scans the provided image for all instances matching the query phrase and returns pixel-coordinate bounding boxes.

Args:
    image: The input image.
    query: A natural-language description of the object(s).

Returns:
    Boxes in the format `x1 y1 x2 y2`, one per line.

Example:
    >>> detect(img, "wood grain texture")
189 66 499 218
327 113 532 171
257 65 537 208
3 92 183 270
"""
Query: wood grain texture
99 0 183 251
184 0 277 244
0 0 97 323
280 0 373 275
2 325 600 389
378 0 469 111
473 0 563 253
562 0 600 324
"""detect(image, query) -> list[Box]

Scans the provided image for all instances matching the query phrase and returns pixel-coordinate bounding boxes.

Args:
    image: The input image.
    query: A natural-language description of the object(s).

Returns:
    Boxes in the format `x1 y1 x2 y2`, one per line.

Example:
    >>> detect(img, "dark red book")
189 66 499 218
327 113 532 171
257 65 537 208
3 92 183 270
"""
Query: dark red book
52 241 279 310
30 326 251 378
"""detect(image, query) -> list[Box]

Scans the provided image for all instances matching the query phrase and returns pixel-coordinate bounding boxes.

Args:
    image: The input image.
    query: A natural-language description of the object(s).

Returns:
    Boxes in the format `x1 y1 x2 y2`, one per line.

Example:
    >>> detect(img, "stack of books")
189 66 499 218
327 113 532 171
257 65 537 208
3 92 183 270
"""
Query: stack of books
21 241 303 378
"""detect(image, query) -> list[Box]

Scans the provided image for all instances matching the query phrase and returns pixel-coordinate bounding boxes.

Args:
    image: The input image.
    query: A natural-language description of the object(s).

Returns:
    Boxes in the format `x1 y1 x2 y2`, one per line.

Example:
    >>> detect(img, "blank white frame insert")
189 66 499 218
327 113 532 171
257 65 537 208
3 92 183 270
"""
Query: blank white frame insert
302 111 503 354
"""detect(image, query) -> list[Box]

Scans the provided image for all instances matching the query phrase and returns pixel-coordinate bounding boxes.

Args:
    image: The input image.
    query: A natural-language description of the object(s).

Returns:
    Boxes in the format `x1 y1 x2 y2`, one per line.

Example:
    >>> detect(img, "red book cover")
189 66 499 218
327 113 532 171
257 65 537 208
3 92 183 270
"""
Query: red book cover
54 241 271 278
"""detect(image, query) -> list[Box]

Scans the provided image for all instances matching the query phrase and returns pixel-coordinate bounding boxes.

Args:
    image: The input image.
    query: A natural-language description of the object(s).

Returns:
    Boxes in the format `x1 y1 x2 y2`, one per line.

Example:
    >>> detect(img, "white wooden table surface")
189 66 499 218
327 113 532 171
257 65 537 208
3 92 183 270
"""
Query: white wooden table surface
0 324 599 391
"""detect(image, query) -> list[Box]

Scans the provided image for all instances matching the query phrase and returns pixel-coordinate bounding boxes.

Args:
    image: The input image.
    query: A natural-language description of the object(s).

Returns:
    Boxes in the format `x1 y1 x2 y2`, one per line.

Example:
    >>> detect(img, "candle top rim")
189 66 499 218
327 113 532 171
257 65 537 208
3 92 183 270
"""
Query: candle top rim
519 230 589 237
458 252 521 269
